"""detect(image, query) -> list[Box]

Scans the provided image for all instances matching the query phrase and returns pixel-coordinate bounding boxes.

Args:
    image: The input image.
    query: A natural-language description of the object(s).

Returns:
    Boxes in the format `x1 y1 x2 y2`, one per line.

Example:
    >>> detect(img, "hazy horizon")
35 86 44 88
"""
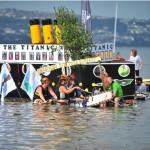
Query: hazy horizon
0 1 150 20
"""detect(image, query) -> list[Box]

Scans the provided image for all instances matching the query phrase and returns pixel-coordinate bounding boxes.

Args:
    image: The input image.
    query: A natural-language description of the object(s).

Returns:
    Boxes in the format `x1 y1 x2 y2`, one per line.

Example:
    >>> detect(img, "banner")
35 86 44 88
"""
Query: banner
81 0 92 32
0 44 65 63
21 64 41 100
0 63 16 105
0 43 113 63
37 56 101 74
91 43 113 61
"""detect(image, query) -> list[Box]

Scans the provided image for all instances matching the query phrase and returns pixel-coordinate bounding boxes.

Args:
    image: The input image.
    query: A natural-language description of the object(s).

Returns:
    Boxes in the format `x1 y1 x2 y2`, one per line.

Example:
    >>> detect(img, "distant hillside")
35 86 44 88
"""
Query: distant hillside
0 8 150 46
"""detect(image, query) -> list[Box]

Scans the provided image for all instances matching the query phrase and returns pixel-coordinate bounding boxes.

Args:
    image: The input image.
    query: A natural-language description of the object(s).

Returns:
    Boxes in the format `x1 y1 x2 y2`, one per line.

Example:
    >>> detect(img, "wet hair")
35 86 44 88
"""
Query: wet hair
60 74 68 80
41 77 50 84
69 74 76 80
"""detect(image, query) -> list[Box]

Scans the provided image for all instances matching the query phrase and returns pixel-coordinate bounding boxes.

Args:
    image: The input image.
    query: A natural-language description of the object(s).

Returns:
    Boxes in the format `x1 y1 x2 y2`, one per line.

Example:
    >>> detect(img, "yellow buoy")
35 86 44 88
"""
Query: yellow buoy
85 88 89 92
29 19 42 44
92 83 96 87
52 82 55 87
79 82 83 87
54 19 61 44
42 19 54 44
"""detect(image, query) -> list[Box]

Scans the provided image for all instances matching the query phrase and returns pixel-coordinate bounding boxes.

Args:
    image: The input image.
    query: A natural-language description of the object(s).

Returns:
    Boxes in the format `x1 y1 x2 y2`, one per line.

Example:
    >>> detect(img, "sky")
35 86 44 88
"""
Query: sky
0 1 150 20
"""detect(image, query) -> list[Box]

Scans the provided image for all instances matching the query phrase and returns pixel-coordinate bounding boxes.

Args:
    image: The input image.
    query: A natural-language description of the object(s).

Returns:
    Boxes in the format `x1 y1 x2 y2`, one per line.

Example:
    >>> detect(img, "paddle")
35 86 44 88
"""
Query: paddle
80 88 93 94
98 61 106 91
108 99 123 107
121 94 135 98
108 94 136 107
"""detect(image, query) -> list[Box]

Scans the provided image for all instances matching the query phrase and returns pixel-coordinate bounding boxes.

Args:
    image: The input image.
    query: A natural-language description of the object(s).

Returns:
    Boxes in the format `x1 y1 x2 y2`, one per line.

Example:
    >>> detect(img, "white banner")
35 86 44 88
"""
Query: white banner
21 64 41 100
0 44 65 63
91 43 113 61
0 63 17 105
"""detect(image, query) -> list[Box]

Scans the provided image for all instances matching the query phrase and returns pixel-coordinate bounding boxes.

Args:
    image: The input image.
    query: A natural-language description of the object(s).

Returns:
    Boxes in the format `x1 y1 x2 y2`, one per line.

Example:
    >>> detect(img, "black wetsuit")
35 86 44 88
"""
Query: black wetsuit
33 85 52 102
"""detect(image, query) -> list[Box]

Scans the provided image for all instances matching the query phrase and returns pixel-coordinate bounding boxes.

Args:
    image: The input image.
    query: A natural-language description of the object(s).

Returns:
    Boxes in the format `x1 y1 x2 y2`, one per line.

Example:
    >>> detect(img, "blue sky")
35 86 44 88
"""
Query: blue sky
0 1 150 19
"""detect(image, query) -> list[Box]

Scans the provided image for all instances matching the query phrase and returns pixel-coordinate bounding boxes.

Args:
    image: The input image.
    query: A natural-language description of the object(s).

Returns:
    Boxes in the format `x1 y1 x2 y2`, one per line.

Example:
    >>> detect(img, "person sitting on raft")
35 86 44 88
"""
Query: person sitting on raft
100 77 124 108
106 77 124 107
68 74 87 101
135 77 148 100
33 77 57 104
135 77 147 94
57 74 81 104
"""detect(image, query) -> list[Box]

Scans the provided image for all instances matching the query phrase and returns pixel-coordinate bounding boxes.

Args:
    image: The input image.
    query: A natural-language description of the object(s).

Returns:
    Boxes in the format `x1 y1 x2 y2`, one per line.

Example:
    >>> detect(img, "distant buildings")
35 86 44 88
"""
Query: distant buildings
0 8 150 46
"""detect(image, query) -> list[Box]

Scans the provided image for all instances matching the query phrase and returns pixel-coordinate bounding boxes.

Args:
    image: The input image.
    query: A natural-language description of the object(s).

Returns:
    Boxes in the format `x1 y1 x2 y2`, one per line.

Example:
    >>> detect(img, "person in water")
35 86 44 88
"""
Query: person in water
100 77 124 108
99 72 110 90
107 77 124 107
68 74 86 100
57 74 81 101
33 77 57 104
135 77 147 94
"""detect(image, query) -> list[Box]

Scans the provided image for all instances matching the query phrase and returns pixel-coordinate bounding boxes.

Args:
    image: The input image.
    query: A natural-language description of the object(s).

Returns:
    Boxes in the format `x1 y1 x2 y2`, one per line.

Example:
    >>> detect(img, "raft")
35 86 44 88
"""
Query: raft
56 91 113 107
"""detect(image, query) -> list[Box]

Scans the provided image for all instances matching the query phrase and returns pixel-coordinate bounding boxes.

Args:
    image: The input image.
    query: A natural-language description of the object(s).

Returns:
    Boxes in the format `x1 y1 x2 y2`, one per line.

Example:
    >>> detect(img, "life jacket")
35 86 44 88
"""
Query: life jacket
57 84 69 100
33 85 52 101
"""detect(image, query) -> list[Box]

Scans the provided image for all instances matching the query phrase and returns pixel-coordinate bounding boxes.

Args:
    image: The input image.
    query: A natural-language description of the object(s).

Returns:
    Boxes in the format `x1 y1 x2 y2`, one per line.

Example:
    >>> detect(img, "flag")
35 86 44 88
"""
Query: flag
81 0 92 32
21 64 41 100
0 63 17 104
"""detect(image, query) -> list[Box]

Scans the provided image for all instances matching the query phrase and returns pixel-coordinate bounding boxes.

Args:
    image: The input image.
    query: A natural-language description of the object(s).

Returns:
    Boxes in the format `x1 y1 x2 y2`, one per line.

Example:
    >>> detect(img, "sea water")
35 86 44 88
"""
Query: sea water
0 99 150 150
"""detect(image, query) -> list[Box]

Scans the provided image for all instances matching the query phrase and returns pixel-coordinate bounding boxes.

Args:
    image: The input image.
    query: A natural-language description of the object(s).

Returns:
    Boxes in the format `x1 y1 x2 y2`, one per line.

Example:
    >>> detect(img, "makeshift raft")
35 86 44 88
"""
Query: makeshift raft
57 91 112 107
56 92 150 107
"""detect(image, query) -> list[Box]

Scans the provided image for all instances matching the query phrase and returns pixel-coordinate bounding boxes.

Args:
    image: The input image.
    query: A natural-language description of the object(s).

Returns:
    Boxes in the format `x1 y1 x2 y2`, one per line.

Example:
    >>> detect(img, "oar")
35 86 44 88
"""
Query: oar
98 61 106 91
80 88 93 94
119 93 149 99
121 94 135 98
108 99 123 107
108 94 135 107
16 87 23 101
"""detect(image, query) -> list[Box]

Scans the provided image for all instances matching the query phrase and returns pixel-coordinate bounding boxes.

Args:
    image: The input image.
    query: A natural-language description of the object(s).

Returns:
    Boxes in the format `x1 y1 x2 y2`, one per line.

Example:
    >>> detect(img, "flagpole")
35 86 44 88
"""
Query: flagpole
113 1 118 55
1 95 4 106
16 87 23 101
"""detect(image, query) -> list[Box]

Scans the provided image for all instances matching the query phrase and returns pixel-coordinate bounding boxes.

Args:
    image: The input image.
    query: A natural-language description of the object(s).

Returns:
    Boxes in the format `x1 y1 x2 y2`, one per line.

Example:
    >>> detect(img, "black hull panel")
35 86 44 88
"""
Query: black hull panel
0 62 135 99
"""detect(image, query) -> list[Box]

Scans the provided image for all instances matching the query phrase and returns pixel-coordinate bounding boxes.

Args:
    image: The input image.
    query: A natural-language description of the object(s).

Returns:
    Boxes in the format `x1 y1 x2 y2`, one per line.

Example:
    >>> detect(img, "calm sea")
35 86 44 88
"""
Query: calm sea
116 47 150 79
0 47 150 150
0 99 150 150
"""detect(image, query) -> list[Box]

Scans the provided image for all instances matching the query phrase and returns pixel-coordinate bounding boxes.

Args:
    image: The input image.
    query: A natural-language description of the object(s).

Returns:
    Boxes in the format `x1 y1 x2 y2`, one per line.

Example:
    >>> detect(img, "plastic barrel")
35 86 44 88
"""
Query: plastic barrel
54 19 61 44
42 19 54 44
29 19 42 44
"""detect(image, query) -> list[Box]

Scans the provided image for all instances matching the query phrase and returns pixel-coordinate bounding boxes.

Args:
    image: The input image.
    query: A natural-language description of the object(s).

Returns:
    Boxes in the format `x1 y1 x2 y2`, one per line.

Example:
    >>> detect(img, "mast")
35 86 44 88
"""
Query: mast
113 1 118 54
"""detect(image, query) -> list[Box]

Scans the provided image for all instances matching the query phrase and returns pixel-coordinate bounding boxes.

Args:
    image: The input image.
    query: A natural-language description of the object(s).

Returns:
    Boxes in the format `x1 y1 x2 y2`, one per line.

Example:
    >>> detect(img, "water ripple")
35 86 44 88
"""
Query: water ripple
0 99 150 150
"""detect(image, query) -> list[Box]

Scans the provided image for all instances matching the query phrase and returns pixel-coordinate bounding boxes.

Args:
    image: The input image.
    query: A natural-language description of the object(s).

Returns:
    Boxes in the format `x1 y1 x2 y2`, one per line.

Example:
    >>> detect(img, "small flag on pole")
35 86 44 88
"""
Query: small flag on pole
81 0 92 32
0 63 17 105
21 64 41 100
